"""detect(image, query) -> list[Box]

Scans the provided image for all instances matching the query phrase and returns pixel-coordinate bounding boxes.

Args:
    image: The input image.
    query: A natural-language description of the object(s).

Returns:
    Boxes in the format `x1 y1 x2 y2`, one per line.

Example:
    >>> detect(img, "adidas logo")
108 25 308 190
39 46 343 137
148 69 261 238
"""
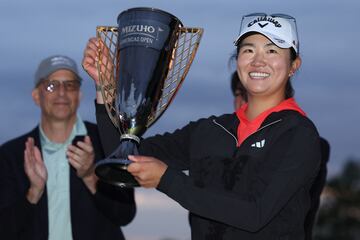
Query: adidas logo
251 139 265 148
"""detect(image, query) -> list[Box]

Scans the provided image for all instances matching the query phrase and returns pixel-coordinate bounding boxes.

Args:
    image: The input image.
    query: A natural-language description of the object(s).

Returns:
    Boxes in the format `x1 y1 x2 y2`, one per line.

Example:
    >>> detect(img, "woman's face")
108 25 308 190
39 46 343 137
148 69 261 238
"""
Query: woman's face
237 33 300 99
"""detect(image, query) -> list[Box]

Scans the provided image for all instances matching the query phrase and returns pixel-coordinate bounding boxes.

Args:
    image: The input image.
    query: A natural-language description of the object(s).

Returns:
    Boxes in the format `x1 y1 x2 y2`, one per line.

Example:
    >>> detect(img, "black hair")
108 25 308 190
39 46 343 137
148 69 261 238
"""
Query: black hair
285 48 297 99
230 71 248 102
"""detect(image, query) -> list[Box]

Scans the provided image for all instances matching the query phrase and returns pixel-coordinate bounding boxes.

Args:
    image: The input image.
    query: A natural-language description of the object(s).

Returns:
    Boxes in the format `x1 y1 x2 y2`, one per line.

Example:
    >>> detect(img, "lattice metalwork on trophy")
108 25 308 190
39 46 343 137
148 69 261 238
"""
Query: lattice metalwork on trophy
96 26 119 128
96 26 203 130
147 27 203 127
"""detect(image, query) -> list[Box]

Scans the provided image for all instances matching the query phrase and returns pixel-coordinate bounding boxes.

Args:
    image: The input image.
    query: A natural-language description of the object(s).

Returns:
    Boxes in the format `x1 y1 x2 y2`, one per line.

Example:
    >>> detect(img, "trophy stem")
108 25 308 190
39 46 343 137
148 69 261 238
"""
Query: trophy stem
95 135 140 187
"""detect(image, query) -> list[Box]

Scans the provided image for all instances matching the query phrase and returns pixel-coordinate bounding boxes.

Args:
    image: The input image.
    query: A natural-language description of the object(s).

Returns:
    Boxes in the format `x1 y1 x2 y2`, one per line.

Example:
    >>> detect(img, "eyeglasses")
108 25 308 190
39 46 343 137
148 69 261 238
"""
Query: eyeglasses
42 79 81 93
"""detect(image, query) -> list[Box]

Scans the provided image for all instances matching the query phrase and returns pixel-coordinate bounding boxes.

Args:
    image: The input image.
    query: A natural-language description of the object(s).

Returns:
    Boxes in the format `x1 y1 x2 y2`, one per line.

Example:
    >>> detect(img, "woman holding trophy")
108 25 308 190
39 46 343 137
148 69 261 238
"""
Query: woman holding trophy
83 10 321 240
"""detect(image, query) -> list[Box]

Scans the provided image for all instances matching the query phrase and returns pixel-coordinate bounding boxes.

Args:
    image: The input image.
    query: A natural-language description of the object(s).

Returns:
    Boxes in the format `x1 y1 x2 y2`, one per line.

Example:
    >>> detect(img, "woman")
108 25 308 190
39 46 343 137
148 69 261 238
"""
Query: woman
83 13 321 239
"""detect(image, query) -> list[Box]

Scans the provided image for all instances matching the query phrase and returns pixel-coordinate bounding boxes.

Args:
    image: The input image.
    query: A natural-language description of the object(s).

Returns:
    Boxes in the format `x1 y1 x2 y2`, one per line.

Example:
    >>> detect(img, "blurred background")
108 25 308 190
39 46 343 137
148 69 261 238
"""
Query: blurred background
1 0 359 239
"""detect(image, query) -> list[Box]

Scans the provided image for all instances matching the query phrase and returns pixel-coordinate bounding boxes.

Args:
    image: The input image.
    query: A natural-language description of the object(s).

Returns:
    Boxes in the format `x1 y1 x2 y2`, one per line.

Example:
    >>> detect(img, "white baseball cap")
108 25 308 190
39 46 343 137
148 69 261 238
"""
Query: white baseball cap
234 13 299 54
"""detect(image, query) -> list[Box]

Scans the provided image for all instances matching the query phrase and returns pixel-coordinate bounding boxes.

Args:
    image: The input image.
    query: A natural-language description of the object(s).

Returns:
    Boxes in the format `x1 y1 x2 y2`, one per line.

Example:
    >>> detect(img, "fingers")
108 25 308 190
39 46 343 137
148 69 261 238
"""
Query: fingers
67 148 82 163
67 155 82 170
127 155 152 173
84 135 91 144
33 144 43 164
130 166 161 189
26 137 35 157
127 155 156 173
24 146 32 174
67 136 95 178
127 156 168 188
82 36 115 102
67 150 93 178
24 138 44 168
127 162 142 174
83 38 99 62
24 137 35 171
71 136 93 153
24 137 47 192
128 155 152 162
82 37 100 83
67 146 86 166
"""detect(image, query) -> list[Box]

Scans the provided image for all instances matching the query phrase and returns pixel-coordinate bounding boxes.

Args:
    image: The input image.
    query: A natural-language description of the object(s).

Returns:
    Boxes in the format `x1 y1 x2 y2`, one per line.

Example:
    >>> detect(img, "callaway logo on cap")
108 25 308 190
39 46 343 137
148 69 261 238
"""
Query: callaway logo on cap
234 13 299 54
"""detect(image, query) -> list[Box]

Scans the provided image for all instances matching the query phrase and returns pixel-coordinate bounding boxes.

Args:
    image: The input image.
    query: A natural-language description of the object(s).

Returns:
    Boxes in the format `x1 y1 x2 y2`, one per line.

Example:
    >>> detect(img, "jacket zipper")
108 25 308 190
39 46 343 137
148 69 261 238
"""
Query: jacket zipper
212 119 283 146
212 119 239 145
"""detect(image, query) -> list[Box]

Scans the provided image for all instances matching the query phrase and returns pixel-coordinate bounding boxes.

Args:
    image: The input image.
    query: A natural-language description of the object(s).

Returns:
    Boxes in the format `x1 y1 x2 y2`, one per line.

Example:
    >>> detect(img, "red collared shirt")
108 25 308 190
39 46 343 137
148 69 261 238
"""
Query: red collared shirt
236 98 306 146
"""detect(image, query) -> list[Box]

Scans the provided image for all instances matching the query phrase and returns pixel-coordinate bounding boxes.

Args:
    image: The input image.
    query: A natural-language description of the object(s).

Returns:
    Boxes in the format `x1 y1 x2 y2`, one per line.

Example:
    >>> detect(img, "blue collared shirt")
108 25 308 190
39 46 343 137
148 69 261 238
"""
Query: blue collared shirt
39 115 87 240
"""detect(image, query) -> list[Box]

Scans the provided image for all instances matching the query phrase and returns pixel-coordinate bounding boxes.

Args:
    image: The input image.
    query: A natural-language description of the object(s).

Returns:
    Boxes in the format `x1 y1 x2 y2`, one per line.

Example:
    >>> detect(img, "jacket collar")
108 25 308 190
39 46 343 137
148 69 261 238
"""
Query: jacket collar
215 110 304 135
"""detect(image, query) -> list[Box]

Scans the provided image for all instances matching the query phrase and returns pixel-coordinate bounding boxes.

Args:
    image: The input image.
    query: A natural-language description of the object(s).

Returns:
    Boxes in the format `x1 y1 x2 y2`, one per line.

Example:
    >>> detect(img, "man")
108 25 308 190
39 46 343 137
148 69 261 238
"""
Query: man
0 55 136 240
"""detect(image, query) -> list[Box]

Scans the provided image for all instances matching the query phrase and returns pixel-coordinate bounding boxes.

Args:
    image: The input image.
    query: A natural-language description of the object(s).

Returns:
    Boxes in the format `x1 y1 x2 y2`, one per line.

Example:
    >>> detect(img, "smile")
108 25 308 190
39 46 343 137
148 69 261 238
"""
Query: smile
249 72 270 79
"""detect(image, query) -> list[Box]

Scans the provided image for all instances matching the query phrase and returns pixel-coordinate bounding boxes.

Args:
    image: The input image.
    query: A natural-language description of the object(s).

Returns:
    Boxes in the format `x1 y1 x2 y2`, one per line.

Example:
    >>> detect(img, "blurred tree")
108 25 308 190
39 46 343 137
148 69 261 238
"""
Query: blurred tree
314 158 360 240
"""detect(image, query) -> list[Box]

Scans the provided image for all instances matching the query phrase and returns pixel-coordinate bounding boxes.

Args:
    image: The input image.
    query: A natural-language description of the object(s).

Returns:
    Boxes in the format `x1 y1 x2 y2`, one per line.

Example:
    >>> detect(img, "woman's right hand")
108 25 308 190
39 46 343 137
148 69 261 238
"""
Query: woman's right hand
82 37 114 104
82 37 101 84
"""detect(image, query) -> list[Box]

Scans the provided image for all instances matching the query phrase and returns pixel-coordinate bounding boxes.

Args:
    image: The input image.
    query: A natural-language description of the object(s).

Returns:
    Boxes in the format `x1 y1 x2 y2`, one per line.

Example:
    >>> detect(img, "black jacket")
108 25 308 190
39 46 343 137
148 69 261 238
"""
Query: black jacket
0 121 136 240
96 104 321 239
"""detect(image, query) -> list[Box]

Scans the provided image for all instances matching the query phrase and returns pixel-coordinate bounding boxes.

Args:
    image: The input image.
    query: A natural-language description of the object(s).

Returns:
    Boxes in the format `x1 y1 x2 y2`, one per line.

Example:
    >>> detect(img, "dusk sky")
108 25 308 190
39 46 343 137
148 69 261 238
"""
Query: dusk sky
1 0 359 239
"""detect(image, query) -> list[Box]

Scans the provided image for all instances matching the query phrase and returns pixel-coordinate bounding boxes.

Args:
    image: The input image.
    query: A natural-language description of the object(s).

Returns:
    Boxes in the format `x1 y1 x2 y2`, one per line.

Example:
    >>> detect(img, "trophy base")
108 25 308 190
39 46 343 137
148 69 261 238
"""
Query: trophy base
95 159 140 188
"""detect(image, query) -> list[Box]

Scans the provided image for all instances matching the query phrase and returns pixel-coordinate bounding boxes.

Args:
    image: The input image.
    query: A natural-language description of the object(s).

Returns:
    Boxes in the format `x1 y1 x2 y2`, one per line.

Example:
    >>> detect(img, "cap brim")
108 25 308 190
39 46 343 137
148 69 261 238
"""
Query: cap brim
234 30 293 50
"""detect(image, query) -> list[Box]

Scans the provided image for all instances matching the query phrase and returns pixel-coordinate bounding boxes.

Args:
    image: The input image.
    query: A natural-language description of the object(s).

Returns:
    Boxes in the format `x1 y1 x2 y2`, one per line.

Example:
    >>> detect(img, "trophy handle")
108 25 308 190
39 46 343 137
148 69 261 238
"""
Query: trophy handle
96 26 204 131
146 27 204 127
96 26 121 132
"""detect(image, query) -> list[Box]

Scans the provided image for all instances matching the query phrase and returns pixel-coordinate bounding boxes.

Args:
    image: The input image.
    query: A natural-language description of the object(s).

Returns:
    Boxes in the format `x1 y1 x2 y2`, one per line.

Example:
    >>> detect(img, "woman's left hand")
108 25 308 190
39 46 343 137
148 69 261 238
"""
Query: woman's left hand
127 155 168 188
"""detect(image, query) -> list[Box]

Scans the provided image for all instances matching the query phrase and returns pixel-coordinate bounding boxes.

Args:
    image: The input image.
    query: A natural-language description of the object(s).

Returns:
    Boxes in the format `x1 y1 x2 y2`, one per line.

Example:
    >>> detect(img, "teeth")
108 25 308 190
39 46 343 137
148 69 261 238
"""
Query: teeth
249 72 270 78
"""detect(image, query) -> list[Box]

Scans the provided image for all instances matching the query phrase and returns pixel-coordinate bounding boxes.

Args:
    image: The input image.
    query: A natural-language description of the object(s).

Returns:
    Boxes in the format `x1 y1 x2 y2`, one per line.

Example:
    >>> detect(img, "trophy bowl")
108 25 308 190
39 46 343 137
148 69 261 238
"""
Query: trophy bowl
95 7 203 187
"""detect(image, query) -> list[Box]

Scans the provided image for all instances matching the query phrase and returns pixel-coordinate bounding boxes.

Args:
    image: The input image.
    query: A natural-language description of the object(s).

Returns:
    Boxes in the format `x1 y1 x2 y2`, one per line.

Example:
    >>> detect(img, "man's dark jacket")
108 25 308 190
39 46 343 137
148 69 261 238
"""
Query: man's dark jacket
0 121 136 240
